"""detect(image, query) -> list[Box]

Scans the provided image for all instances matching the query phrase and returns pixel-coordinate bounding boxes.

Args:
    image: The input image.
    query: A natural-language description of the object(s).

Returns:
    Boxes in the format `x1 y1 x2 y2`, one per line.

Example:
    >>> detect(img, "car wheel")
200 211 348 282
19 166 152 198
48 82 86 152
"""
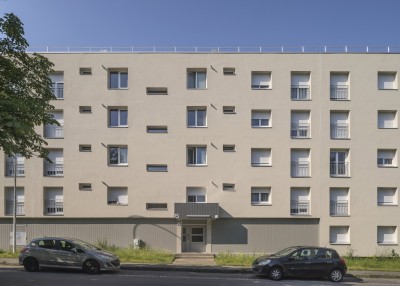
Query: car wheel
269 266 283 281
329 268 344 282
23 257 39 272
83 259 100 274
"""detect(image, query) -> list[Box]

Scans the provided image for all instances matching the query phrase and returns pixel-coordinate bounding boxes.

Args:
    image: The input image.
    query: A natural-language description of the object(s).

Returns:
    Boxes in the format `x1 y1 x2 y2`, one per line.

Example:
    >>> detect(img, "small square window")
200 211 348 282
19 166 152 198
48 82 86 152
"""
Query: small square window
79 145 92 152
223 106 236 114
108 146 128 166
107 187 128 206
187 107 207 127
223 67 236 75
79 106 92 113
109 70 128 89
187 146 207 166
79 68 92 75
187 69 207 89
109 108 128 127
79 183 92 191
251 187 271 205
146 87 168 95
223 145 236 152
378 72 397 90
251 72 271 89
223 183 235 191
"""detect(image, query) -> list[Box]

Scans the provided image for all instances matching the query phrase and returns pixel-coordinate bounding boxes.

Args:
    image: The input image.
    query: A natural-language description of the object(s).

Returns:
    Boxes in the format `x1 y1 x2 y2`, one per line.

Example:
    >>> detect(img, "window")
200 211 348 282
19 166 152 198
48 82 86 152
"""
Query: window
79 145 92 152
146 203 168 210
44 187 63 215
330 72 349 100
109 70 128 89
291 111 310 138
223 106 236 114
146 87 168 95
223 67 236 75
187 146 207 165
187 69 206 89
378 111 397 128
49 73 64 99
291 72 310 100
109 146 128 165
291 149 310 177
223 145 235 152
251 110 271 127
251 187 271 205
79 183 92 191
378 72 397 90
187 187 206 203
44 111 64 139
330 188 349 216
377 149 397 167
5 154 25 177
377 226 397 244
4 187 24 215
79 68 92 75
107 187 128 205
330 150 349 177
251 148 271 166
223 183 235 191
187 107 206 127
377 188 397 205
251 72 271 89
44 149 63 176
330 111 350 139
147 126 168 133
79 106 92 113
146 164 168 172
109 108 128 127
330 226 350 244
290 188 310 215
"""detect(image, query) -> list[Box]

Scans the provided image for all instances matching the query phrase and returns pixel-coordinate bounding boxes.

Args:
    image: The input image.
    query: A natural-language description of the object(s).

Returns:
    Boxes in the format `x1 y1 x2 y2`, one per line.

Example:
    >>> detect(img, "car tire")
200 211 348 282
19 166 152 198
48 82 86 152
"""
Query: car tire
268 266 283 281
329 268 344 282
23 257 39 272
83 259 100 274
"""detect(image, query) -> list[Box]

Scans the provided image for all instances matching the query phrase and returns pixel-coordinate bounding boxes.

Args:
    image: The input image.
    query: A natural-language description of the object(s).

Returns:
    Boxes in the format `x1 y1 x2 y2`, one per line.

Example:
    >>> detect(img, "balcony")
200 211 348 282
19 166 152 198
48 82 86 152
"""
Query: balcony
44 162 64 176
51 83 64 99
330 85 349 100
174 203 219 219
5 162 25 177
291 123 310 138
44 199 63 215
5 200 25 216
290 200 310 215
291 161 310 177
330 123 349 139
330 200 349 216
291 85 310 100
44 125 64 139
330 163 349 177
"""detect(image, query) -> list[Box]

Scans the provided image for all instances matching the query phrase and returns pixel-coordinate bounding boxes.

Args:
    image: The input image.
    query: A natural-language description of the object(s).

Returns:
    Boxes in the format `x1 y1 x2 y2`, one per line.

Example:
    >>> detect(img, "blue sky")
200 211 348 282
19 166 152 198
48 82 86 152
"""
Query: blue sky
1 0 400 48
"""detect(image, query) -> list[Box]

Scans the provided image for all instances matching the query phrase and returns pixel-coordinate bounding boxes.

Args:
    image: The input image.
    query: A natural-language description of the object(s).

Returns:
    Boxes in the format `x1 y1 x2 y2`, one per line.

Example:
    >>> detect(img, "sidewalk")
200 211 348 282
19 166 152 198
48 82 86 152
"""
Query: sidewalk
2 257 400 279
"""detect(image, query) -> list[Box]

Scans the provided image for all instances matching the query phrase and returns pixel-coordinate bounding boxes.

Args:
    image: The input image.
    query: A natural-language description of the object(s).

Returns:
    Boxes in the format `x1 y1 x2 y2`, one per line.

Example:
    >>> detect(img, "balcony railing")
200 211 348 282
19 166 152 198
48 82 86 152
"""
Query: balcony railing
44 125 64 138
330 123 349 139
330 85 349 100
5 200 25 215
330 200 349 216
290 200 310 215
44 163 64 176
291 161 310 177
291 85 310 100
174 203 219 219
291 123 310 138
5 162 25 177
51 83 64 99
44 199 63 215
330 162 349 177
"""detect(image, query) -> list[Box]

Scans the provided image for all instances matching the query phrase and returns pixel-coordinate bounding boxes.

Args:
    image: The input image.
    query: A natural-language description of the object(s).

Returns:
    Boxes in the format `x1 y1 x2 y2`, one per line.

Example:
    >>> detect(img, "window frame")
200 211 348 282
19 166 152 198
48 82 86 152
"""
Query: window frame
187 146 207 166
251 187 271 205
109 108 128 128
187 69 207 89
251 110 271 128
187 107 207 128
109 70 128 89
108 146 128 166
251 71 271 90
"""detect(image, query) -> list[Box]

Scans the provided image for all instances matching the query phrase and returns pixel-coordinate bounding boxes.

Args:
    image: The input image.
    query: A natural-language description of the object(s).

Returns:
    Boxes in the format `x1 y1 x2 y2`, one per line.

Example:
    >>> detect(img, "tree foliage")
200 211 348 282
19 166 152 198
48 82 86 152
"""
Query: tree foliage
0 13 58 160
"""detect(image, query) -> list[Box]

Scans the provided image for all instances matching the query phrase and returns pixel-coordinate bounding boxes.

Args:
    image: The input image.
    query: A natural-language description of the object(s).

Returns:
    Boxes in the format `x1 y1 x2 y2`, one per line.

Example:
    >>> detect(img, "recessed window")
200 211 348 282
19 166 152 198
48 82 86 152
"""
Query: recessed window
251 110 271 128
251 187 271 205
251 72 271 89
109 108 128 127
108 146 128 166
291 149 311 177
378 111 397 129
79 68 92 75
223 145 236 152
330 72 349 100
146 203 168 210
107 187 128 206
377 149 397 167
377 226 397 244
146 87 168 95
147 126 168 133
187 146 207 166
223 183 235 191
290 187 310 215
377 188 398 206
4 187 24 216
109 70 128 89
146 164 168 172
223 67 236 75
79 145 92 152
187 187 206 203
223 106 236 114
330 188 349 216
49 73 64 100
79 106 92 113
330 150 350 177
187 69 206 89
378 72 397 90
251 148 271 167
291 72 311 100
187 107 207 127
330 111 350 139
44 187 63 216
330 226 350 244
79 183 92 191
291 110 311 139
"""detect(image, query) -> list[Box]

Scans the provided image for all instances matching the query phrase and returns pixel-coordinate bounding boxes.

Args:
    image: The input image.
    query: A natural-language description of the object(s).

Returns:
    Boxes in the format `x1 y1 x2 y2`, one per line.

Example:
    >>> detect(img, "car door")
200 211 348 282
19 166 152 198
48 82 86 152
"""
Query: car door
284 248 314 277
310 248 336 276
35 239 58 266
54 240 85 268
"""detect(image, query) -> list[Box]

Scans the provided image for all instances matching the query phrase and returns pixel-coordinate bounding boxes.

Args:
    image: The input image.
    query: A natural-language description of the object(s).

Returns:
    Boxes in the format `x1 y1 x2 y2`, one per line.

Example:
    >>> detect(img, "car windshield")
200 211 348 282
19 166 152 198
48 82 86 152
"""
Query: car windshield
273 247 299 257
71 239 100 250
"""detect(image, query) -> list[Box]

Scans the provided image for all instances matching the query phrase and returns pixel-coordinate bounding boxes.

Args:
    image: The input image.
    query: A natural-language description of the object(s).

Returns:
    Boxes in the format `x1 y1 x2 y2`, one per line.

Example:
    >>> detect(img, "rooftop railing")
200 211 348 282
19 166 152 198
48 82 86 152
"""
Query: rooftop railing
26 46 400 54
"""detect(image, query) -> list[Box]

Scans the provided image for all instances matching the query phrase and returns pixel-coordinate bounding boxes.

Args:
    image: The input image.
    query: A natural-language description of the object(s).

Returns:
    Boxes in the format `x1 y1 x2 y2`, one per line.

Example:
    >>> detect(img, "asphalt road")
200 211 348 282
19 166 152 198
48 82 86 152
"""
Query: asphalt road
1 267 400 286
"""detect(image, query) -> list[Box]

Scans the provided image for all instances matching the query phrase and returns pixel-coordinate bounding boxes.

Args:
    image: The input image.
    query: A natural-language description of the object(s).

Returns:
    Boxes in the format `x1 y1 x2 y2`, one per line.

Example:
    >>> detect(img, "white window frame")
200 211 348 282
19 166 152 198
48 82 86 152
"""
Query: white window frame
251 110 271 128
108 146 128 166
251 72 271 89
378 72 397 90
187 146 207 166
377 188 398 206
329 226 350 245
251 148 271 167
107 187 128 206
109 108 128 127
251 187 271 205
377 226 398 244
377 149 397 167
378 111 398 129
186 187 206 203
187 107 207 127
109 70 128 89
187 70 207 89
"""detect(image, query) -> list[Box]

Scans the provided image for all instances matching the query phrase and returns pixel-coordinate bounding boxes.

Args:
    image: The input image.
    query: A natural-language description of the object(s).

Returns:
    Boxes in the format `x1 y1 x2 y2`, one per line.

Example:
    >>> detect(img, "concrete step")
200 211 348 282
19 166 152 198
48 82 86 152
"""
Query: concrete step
175 253 215 259
173 253 216 266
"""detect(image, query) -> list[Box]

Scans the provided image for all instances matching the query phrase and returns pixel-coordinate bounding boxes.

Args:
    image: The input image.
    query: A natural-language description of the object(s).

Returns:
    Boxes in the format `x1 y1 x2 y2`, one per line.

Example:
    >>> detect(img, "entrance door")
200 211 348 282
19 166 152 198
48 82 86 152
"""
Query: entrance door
182 226 206 252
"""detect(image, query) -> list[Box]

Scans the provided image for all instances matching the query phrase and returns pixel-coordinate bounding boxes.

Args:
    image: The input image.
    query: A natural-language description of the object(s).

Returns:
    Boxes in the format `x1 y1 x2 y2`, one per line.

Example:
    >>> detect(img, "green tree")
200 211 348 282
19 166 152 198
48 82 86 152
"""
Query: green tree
0 13 58 160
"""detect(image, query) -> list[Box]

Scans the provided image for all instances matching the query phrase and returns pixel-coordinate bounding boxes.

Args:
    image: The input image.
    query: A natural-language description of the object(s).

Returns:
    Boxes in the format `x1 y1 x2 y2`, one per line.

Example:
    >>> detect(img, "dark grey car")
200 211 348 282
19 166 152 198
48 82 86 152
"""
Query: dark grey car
19 237 120 274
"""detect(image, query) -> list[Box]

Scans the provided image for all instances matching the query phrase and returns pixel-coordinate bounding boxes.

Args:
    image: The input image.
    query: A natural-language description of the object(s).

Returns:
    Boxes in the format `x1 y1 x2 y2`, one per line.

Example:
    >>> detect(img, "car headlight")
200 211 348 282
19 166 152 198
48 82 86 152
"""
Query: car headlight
257 259 271 266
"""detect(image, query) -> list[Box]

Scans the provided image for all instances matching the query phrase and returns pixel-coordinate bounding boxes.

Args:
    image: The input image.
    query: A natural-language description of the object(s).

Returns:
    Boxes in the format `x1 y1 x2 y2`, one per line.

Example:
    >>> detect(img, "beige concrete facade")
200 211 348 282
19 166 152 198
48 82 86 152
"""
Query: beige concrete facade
1 52 400 255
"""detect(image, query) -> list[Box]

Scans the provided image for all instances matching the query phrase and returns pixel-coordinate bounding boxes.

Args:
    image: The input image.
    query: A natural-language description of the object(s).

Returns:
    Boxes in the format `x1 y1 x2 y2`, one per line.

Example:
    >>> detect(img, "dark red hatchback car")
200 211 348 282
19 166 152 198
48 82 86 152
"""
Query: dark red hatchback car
252 246 347 282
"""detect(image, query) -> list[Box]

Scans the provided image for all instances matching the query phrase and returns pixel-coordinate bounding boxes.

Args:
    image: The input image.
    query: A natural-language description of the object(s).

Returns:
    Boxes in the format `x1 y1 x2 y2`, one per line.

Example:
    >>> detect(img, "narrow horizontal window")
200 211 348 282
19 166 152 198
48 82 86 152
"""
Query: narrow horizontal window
79 68 92 75
223 183 235 191
147 126 168 133
79 183 92 191
223 67 236 75
146 87 168 95
146 203 168 210
223 106 236 114
223 145 236 152
79 106 92 113
146 164 168 172
79 145 92 152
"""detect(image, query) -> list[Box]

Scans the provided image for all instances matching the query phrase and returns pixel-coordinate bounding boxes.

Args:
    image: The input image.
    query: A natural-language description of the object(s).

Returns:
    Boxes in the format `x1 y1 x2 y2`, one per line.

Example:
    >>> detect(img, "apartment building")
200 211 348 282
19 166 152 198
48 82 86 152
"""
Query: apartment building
1 51 399 256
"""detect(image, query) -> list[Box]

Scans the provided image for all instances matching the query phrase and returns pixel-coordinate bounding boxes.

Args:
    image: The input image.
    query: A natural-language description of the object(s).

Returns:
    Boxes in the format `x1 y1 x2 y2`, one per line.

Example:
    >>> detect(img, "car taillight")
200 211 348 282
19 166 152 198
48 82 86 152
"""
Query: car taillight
340 258 346 265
